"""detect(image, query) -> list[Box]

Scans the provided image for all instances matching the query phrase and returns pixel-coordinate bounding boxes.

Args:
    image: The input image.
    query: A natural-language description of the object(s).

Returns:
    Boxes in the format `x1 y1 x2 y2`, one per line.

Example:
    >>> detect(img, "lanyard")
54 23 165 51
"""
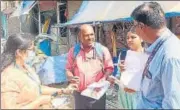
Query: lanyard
14 63 42 94
142 35 170 79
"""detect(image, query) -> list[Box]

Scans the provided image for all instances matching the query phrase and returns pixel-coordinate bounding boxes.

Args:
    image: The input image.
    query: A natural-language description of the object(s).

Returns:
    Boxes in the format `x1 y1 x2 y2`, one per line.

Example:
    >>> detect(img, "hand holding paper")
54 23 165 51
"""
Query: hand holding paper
81 80 110 100
120 50 149 91
108 75 125 89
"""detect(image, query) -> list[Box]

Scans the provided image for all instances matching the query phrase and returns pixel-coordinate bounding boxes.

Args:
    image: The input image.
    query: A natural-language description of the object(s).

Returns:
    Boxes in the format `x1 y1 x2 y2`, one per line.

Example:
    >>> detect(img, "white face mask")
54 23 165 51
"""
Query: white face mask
25 50 36 66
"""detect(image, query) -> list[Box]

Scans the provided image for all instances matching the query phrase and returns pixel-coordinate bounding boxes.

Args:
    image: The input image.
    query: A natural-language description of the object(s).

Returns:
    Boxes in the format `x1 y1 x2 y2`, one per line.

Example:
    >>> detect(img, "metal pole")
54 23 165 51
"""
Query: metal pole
19 16 21 33
98 24 101 42
38 1 41 34
94 25 98 41
57 1 60 36
67 27 70 49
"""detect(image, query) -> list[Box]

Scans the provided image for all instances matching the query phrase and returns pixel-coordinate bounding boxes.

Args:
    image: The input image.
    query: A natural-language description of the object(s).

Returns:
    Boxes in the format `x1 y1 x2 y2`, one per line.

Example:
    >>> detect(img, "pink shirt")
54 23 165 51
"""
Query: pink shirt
66 43 114 91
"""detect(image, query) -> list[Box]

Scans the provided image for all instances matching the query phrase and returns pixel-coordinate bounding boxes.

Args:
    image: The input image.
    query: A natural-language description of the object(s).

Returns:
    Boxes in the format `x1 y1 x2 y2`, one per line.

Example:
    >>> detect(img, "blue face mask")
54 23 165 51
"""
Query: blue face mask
25 50 36 66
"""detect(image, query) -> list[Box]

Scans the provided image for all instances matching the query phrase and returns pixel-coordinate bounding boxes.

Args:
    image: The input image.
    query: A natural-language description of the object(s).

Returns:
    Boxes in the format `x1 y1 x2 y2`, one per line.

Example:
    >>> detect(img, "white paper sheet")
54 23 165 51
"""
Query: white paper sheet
120 50 149 91
109 75 125 89
81 80 110 100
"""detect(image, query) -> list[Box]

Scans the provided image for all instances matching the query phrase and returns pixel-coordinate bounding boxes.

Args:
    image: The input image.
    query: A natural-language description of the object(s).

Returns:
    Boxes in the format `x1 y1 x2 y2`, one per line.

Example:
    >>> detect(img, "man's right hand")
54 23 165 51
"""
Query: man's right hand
68 76 80 84
64 83 79 94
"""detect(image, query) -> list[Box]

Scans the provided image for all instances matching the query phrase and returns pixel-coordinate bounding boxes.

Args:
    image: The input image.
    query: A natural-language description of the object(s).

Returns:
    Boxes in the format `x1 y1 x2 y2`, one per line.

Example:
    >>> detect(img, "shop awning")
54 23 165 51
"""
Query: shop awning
55 1 180 27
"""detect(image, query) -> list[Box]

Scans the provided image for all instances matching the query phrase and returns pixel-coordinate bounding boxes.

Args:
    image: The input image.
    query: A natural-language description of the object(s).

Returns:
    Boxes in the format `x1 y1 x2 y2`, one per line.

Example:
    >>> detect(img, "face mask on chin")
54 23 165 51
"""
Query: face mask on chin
25 50 36 66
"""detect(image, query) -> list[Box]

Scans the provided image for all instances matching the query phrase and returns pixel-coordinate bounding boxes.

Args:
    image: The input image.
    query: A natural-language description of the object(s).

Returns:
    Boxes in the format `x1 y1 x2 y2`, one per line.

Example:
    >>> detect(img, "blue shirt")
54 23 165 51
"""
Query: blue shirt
137 28 180 109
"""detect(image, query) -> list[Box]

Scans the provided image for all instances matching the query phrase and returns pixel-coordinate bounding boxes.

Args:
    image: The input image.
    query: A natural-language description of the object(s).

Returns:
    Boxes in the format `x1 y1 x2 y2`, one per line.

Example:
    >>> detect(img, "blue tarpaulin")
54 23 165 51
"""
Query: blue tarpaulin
39 39 51 56
37 54 67 85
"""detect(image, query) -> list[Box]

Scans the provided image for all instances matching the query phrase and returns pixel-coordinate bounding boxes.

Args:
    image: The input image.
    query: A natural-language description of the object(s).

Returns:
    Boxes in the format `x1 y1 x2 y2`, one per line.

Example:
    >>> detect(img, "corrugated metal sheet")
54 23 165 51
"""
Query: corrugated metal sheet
39 1 57 12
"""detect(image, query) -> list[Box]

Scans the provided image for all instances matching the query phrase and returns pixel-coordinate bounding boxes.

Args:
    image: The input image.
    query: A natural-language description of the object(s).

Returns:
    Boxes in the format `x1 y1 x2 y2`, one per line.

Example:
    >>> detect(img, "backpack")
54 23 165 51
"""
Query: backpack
71 42 105 75
73 42 104 61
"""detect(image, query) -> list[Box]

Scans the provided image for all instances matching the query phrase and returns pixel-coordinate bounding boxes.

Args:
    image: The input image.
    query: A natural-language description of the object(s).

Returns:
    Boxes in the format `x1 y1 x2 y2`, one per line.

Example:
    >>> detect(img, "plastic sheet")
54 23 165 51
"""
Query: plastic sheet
37 54 68 85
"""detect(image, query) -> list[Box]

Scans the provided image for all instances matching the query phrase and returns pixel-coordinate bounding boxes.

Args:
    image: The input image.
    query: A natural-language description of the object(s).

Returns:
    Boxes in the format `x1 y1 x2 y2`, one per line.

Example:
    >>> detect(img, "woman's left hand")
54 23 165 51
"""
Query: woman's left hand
66 83 79 94
57 84 78 95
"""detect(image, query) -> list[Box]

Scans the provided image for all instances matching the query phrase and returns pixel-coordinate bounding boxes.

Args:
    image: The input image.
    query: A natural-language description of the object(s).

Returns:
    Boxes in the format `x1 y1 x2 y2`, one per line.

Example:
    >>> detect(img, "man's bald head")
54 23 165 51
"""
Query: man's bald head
78 24 95 47
79 24 94 33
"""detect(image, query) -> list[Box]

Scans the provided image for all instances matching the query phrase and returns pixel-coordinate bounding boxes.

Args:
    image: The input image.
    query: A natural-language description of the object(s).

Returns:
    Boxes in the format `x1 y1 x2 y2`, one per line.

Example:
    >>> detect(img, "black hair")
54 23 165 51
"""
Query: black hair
0 33 33 73
129 26 136 34
131 2 166 29
127 26 145 47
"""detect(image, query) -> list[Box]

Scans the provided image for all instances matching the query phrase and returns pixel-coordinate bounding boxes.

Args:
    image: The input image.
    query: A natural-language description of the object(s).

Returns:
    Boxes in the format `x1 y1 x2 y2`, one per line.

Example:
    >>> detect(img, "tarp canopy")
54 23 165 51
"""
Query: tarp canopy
55 1 180 27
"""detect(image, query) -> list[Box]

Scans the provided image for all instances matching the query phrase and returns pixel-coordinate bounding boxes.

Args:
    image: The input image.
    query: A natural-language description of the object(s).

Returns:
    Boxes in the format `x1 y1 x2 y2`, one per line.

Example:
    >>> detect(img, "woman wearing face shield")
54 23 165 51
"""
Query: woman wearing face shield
1 33 78 109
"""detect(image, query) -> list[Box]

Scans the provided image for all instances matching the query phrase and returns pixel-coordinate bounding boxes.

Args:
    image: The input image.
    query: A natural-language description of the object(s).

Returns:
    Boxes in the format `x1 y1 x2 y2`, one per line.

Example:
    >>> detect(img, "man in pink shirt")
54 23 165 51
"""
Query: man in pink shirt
66 24 114 109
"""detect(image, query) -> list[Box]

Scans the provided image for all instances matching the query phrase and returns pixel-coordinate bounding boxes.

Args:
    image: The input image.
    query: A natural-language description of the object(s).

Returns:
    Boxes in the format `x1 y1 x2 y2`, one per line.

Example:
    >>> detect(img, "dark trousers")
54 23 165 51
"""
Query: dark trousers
73 91 106 109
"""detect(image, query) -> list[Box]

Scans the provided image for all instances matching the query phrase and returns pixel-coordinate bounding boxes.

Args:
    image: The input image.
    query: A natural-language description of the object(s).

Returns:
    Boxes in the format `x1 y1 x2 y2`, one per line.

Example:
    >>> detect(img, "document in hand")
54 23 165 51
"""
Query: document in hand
120 50 149 91
81 80 110 100
109 75 125 89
